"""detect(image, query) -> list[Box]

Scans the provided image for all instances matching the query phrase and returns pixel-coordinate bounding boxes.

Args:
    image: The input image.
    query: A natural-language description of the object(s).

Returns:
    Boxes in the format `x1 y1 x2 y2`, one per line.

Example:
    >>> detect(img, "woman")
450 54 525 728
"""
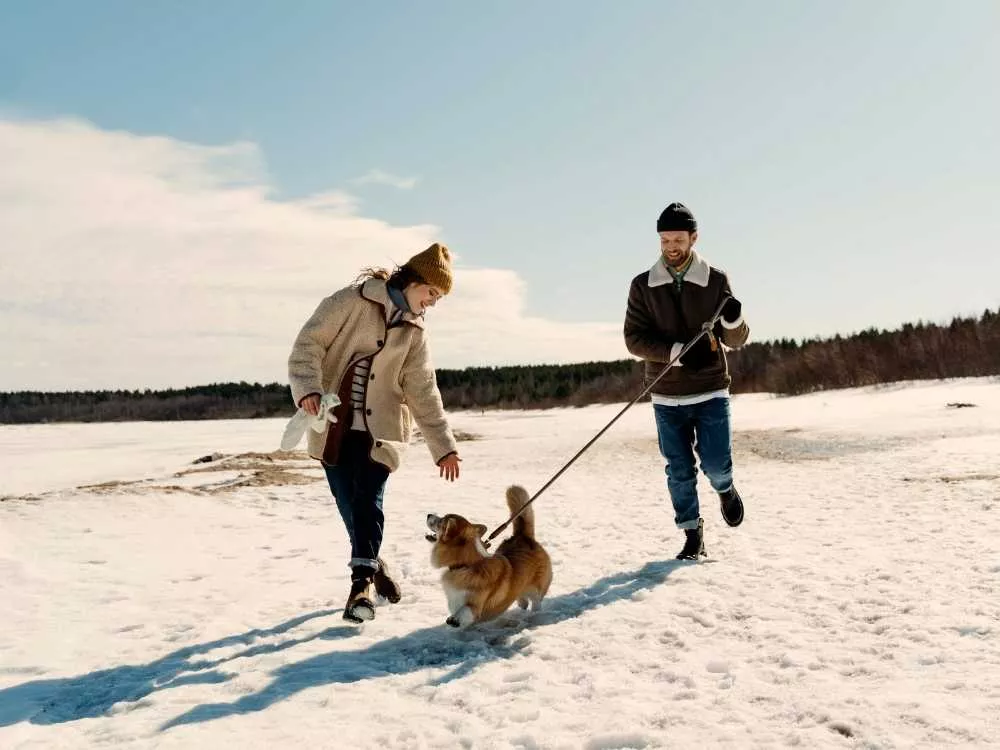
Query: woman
288 242 462 623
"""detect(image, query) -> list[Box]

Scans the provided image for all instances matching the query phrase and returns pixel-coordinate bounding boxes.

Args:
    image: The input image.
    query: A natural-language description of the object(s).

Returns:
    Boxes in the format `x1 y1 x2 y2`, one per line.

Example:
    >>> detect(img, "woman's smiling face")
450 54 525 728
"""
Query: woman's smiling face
404 282 444 314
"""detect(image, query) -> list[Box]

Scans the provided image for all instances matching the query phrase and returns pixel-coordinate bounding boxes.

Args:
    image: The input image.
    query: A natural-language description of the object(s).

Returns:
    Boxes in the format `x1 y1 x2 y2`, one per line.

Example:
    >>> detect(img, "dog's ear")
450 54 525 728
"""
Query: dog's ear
474 523 488 538
440 517 458 542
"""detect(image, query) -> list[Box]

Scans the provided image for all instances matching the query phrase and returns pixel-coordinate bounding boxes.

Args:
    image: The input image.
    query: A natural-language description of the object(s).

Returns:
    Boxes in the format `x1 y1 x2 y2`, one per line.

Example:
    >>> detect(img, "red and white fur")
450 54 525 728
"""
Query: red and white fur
426 485 552 628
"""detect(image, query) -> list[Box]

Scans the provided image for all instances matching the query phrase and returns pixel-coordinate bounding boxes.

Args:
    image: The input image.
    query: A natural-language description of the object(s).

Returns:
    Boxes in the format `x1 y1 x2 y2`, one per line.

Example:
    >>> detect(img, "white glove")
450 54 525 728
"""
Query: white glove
280 393 341 450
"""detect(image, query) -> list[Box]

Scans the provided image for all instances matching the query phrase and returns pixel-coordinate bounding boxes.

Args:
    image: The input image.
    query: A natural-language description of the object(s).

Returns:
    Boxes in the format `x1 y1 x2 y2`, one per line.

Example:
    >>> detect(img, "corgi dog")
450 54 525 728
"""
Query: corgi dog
426 485 552 628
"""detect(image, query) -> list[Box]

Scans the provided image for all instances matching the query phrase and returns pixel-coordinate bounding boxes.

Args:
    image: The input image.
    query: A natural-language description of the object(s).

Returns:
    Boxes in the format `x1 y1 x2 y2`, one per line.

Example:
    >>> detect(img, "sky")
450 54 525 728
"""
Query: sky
2 378 999 746
1 1 999 391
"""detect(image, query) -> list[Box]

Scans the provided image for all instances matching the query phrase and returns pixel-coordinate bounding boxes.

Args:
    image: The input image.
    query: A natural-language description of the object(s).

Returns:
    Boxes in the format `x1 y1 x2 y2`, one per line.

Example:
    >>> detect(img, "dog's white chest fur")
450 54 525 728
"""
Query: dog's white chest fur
442 579 479 627
442 579 469 614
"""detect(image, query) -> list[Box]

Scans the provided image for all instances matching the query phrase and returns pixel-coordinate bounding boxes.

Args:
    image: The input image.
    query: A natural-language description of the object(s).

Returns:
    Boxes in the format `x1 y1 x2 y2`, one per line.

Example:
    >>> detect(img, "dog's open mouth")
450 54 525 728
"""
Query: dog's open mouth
426 513 442 542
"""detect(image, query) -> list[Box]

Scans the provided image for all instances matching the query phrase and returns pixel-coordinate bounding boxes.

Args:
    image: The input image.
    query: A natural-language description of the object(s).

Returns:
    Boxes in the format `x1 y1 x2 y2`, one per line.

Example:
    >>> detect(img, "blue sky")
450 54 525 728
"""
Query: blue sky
1 1 998 389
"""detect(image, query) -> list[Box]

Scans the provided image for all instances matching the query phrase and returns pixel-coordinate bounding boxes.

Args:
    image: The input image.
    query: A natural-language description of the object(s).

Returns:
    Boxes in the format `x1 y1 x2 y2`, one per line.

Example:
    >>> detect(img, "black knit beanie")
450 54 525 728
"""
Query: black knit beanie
656 202 697 233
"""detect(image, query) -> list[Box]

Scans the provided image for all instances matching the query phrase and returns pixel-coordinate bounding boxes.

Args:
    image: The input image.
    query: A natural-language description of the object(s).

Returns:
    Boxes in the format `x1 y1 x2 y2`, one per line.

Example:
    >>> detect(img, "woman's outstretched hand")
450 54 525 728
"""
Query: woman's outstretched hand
438 453 461 481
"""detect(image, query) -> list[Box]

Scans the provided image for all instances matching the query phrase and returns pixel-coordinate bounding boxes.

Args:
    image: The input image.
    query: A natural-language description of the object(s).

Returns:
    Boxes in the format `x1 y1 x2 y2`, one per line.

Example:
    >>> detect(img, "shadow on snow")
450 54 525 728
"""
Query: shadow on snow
0 559 688 731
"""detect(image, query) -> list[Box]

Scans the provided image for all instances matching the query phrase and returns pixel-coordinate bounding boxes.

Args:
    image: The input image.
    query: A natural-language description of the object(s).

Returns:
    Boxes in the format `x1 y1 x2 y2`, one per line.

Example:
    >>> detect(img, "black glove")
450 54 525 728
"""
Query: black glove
679 335 717 370
720 297 742 324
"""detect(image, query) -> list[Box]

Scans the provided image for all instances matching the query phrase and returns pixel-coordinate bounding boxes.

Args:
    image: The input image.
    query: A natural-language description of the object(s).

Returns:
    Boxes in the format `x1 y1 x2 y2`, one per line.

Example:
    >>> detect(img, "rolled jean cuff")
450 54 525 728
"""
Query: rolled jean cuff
677 518 702 531
349 557 379 571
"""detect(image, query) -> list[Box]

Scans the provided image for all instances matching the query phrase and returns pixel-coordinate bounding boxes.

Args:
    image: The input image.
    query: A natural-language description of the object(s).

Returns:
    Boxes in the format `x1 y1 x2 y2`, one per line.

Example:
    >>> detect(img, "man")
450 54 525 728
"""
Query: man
624 202 750 560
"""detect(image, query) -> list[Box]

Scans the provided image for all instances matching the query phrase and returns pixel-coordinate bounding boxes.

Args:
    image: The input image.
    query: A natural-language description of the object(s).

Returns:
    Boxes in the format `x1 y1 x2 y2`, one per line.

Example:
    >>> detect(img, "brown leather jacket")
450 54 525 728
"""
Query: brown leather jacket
624 251 750 397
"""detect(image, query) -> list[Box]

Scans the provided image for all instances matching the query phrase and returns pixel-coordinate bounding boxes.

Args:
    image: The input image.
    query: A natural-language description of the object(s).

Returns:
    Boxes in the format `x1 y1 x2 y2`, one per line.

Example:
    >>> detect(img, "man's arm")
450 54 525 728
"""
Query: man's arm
624 277 674 362
716 277 750 349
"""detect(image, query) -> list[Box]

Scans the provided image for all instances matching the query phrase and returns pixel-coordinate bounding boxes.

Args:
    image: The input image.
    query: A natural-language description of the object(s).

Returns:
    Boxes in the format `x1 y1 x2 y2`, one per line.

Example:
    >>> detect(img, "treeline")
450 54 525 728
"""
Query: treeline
0 382 292 424
728 308 1000 395
1 308 997 424
436 360 639 410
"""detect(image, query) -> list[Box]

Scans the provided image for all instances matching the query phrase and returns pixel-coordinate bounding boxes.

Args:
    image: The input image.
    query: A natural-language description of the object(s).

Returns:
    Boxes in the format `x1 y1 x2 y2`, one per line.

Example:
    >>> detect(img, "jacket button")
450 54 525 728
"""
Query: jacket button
366 408 372 416
375 441 382 448
376 340 384 347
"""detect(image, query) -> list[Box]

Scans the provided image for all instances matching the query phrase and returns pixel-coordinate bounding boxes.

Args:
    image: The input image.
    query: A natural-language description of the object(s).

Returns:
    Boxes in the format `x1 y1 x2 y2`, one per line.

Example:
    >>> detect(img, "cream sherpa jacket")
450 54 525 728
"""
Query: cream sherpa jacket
288 278 457 472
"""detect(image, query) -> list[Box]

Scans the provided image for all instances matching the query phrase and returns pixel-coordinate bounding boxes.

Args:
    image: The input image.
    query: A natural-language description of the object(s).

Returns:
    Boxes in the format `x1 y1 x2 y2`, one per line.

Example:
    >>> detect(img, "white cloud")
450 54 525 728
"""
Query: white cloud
351 169 419 190
0 117 628 391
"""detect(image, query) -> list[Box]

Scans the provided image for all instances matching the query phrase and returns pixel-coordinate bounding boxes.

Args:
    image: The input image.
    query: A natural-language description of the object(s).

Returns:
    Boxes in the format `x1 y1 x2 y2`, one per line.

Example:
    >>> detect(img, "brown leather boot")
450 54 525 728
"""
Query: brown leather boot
343 566 376 623
373 557 402 604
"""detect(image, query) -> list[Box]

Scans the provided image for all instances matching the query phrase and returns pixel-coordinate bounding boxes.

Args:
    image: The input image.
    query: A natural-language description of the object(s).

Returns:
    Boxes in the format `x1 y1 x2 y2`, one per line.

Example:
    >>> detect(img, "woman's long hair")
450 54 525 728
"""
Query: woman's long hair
355 265 425 290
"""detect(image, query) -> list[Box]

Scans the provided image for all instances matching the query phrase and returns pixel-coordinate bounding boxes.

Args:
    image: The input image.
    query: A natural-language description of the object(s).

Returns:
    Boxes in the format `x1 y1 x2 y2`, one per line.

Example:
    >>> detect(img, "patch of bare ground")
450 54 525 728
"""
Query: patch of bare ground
74 450 322 497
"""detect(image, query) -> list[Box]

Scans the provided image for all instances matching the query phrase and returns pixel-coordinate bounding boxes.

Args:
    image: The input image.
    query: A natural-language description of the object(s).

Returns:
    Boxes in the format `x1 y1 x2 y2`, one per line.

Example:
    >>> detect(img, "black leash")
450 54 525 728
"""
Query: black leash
484 295 732 547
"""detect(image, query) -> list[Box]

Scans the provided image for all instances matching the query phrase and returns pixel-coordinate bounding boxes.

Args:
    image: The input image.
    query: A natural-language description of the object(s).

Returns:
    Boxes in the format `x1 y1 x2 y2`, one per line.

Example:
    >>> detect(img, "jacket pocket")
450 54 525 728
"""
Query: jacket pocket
371 438 407 473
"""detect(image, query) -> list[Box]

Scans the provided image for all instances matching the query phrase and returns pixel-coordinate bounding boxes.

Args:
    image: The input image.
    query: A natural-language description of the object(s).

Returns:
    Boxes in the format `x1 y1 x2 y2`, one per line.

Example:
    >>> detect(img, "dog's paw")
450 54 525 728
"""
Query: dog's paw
446 615 460 628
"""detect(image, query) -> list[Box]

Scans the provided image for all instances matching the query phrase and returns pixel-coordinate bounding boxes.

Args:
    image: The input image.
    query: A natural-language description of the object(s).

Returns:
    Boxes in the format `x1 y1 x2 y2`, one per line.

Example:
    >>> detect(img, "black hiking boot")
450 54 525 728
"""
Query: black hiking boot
676 518 706 560
719 486 745 527
343 566 376 623
373 557 402 604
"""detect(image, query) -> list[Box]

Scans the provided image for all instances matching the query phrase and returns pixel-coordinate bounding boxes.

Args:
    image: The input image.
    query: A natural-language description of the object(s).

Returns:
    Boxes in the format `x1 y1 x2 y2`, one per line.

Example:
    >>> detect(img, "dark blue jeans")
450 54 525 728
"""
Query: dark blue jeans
654 397 734 529
323 431 390 571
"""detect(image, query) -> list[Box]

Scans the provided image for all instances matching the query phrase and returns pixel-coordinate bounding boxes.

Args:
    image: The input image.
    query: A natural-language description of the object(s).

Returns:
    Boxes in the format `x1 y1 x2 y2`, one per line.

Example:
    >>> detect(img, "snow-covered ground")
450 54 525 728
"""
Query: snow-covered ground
2 378 999 749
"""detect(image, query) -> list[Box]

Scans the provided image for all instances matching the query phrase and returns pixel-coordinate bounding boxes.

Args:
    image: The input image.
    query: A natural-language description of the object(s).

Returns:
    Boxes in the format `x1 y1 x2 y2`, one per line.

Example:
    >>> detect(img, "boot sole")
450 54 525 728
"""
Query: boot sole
375 588 402 604
676 543 708 561
373 576 402 604
343 598 375 623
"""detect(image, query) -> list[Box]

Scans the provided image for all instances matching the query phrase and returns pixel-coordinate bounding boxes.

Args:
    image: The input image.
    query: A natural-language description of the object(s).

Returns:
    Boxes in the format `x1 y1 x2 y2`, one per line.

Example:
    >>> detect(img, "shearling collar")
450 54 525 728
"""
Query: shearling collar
648 250 711 288
360 278 425 329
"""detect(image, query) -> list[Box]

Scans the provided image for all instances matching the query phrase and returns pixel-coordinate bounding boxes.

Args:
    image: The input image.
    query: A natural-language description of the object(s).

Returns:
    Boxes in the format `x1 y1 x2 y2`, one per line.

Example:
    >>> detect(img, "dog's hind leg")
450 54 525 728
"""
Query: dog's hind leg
528 571 552 612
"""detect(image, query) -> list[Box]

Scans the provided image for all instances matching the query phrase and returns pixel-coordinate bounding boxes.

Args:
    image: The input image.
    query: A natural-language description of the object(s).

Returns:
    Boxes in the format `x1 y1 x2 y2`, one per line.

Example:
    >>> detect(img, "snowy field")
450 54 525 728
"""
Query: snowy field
2 378 999 749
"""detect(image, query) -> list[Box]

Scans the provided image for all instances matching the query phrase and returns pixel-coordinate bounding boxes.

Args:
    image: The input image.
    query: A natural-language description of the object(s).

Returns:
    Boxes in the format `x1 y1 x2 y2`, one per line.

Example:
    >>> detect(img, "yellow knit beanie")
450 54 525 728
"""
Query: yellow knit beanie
402 242 454 294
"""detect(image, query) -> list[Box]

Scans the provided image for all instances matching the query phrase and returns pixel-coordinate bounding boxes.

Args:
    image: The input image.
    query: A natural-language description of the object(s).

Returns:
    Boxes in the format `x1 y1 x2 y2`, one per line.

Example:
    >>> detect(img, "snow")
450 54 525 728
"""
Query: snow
2 377 999 749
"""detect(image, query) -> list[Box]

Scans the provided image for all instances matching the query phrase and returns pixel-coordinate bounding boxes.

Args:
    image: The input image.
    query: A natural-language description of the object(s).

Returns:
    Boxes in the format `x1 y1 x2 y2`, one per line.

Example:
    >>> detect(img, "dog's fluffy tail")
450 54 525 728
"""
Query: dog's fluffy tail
506 485 535 539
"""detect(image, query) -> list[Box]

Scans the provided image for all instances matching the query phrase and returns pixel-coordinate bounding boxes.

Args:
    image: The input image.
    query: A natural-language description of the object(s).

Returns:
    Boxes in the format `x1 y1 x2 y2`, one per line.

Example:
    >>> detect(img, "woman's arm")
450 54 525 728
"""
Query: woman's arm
288 290 354 406
400 333 458 464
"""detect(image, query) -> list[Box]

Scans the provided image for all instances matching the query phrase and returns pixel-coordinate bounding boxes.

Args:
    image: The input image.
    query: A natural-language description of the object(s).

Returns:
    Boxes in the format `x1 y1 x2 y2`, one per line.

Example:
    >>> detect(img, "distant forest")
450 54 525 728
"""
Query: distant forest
2 308 997 424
